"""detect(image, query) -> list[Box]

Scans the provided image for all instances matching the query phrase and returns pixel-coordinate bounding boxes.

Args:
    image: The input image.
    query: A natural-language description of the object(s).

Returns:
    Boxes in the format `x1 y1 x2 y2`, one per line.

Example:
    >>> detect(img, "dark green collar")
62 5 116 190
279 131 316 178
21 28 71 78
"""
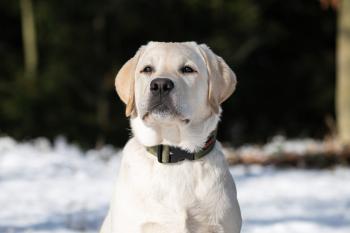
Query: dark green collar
146 130 217 164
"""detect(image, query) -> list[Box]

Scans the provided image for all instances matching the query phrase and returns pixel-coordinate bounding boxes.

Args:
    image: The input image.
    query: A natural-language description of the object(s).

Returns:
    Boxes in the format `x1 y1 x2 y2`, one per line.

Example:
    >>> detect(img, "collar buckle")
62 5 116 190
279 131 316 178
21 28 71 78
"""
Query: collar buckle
157 145 163 163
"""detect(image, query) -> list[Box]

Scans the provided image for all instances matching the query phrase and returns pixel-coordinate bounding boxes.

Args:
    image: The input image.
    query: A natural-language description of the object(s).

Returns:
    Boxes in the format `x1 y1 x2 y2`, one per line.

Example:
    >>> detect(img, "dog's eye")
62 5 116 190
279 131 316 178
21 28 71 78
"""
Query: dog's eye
180 66 196 74
141 66 153 73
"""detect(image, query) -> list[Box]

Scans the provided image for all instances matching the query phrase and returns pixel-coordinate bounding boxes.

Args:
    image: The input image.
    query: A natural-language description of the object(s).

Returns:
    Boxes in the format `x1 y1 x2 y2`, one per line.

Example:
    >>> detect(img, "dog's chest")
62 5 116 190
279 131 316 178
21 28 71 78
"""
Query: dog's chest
121 157 225 230
122 138 224 198
112 139 237 232
150 161 219 204
120 144 226 216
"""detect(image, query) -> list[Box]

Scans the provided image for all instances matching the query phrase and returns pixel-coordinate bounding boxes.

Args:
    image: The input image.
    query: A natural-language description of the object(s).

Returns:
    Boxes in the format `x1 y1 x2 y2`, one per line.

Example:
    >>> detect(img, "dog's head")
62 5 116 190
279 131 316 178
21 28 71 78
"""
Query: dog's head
116 42 236 148
116 42 236 125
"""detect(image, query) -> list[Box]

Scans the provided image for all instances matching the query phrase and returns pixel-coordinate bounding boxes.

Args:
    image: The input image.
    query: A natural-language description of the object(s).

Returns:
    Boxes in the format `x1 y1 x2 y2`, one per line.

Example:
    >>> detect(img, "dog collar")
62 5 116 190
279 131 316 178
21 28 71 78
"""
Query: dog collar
146 130 217 163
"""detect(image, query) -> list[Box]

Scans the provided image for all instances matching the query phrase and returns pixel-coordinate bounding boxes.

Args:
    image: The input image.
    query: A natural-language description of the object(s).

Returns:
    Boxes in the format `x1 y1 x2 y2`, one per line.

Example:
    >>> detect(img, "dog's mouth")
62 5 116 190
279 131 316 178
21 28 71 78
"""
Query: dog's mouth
142 101 190 124
148 101 175 114
142 112 190 124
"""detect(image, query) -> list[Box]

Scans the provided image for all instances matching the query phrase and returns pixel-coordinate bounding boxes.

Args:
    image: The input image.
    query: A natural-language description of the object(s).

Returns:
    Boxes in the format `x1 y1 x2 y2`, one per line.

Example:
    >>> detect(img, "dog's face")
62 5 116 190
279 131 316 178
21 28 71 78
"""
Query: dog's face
116 42 237 128
135 42 210 125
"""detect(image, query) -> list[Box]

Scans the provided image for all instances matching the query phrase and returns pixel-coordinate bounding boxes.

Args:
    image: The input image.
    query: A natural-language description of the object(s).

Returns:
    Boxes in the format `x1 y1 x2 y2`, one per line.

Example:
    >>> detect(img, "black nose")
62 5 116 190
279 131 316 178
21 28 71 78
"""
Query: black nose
150 78 174 95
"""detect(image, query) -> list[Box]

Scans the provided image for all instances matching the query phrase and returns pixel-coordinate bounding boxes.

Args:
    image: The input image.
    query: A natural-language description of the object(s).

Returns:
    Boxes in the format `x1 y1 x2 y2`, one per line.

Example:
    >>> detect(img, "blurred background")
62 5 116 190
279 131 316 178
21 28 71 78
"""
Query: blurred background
1 0 350 233
1 0 345 148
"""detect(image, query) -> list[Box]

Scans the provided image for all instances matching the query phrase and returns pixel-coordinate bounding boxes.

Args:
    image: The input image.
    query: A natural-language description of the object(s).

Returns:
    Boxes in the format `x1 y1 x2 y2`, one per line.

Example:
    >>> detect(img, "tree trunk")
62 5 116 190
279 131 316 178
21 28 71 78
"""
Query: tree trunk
20 0 38 77
337 0 350 145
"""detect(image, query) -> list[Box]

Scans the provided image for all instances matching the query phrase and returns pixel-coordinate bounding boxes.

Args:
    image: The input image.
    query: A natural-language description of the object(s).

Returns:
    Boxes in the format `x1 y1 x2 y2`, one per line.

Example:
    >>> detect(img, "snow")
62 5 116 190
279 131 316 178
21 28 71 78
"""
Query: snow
0 136 349 233
229 135 342 159
231 166 350 233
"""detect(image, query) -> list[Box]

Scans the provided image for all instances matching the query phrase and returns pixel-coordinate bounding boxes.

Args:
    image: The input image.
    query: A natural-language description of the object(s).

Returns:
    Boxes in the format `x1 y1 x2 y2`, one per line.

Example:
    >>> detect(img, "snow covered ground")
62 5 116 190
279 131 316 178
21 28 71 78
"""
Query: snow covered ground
0 136 349 233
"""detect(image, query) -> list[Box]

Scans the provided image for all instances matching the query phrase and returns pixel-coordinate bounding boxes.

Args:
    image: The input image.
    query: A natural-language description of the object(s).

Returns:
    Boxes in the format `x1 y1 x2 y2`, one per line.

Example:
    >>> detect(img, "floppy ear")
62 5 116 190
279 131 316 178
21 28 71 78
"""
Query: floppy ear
115 47 145 117
198 44 237 114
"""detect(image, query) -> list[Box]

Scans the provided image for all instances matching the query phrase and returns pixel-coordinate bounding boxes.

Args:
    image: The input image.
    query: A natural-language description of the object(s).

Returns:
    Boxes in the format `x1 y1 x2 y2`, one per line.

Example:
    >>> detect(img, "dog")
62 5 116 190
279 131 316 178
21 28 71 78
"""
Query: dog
100 42 242 233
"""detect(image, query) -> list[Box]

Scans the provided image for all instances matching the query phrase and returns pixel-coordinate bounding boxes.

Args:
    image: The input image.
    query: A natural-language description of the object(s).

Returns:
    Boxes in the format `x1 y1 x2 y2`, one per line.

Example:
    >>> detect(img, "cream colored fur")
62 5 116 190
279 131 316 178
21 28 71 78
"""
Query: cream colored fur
100 42 242 233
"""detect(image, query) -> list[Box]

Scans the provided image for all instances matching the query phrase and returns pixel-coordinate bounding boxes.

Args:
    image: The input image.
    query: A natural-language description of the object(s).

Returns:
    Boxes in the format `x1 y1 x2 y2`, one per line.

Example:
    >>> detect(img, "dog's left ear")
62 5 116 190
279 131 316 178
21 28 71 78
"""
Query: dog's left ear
115 46 145 117
198 44 237 114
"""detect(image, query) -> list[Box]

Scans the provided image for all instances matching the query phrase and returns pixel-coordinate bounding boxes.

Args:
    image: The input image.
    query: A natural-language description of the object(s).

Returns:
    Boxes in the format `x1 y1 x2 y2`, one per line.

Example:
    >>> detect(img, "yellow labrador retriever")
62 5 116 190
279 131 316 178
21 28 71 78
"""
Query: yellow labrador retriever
100 42 242 233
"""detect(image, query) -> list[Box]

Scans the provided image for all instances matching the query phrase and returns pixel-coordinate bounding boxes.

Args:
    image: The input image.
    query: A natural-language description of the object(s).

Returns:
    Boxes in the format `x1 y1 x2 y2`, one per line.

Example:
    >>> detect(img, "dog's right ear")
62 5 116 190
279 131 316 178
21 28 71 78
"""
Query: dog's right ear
115 46 145 117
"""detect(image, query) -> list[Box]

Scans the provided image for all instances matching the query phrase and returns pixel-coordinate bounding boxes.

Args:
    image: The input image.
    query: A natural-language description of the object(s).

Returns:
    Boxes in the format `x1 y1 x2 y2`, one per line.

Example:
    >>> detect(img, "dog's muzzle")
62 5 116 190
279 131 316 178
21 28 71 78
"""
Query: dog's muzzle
147 78 176 114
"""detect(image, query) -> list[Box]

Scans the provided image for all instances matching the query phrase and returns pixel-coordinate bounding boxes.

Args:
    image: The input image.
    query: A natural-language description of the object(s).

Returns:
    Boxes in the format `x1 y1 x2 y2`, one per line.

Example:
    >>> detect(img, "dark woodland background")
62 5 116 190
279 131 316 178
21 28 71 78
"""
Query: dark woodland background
0 0 336 148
